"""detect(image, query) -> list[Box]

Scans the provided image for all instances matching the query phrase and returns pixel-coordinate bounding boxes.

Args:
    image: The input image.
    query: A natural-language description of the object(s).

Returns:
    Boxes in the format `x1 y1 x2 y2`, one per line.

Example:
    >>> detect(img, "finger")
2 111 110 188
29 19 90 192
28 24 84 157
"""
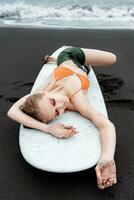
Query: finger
62 130 71 138
104 176 116 187
64 130 74 137
62 128 78 138
103 177 112 187
73 128 78 132
104 180 112 187
64 131 72 138
69 129 79 136
68 128 75 133
97 179 105 190
63 126 72 130
65 124 77 129
70 126 75 129
95 166 102 180
70 131 77 136
70 128 78 135
95 166 103 187
98 184 105 190
103 175 108 184
107 181 113 187
69 128 77 133
110 178 117 185
63 130 76 138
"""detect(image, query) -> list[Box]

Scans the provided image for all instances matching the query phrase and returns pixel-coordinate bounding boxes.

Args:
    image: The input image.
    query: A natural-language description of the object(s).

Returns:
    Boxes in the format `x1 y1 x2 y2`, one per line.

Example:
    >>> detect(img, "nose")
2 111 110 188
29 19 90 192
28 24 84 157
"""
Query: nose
56 102 64 109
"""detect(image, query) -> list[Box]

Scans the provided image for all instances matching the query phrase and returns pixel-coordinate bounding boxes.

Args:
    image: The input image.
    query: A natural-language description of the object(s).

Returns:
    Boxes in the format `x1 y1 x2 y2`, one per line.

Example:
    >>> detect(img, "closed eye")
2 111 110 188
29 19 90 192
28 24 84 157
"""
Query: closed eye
49 98 56 106
49 98 59 117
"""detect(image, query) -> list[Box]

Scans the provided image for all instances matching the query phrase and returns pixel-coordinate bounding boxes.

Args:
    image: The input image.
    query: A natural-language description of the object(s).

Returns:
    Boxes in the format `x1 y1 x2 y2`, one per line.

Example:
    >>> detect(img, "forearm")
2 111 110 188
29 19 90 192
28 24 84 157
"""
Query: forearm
99 123 116 161
70 92 117 162
7 108 50 133
7 107 78 139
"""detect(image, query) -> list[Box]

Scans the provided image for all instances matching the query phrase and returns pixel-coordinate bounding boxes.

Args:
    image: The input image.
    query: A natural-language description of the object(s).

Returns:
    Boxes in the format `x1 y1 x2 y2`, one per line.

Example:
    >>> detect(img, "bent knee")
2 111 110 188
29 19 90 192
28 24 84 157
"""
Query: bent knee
111 53 117 64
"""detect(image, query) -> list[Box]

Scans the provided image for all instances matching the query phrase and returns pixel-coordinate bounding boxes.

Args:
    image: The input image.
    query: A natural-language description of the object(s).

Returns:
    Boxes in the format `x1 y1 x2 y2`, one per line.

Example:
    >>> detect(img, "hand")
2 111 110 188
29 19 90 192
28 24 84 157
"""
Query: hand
48 124 78 139
95 158 117 190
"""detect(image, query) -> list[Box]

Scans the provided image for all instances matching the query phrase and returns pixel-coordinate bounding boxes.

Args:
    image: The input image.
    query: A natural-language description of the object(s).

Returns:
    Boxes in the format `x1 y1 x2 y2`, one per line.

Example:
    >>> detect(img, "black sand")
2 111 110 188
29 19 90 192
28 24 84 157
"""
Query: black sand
1 27 134 200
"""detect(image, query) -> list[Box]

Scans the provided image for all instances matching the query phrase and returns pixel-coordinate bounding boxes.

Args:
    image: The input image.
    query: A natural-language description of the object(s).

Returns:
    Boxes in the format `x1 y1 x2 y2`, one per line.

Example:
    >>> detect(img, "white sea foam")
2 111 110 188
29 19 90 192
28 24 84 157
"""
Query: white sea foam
0 2 134 28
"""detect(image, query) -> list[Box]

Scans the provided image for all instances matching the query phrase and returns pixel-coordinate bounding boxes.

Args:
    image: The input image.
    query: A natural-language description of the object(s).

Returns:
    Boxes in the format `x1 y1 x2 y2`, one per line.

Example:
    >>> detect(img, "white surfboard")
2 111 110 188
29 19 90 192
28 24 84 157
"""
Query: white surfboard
19 46 108 173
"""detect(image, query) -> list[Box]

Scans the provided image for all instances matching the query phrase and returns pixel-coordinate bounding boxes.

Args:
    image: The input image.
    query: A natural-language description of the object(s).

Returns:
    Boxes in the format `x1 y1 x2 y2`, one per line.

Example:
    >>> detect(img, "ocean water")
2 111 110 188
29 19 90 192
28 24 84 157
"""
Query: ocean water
0 0 134 29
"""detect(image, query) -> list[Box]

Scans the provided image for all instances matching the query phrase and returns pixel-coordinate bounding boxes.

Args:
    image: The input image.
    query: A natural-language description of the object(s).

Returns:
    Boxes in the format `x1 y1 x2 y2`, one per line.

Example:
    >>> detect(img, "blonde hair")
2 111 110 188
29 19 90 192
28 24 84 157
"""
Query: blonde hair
20 93 44 122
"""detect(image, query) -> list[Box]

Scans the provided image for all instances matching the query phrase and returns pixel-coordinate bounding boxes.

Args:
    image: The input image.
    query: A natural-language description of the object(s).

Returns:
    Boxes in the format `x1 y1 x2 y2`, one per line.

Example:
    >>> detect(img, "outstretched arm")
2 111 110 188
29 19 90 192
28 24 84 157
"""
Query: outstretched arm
7 94 50 132
7 94 77 138
82 48 117 66
71 91 117 189
72 91 116 161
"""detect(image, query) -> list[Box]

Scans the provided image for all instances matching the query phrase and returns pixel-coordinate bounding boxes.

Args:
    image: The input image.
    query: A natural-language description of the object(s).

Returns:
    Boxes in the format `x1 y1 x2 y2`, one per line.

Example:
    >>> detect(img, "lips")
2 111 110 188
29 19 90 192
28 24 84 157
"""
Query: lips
63 99 69 107
61 100 66 107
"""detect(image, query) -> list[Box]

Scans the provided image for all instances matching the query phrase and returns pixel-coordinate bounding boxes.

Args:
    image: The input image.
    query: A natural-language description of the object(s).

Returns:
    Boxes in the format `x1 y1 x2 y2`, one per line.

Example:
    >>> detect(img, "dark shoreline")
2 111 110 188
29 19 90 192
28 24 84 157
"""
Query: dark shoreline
1 27 134 200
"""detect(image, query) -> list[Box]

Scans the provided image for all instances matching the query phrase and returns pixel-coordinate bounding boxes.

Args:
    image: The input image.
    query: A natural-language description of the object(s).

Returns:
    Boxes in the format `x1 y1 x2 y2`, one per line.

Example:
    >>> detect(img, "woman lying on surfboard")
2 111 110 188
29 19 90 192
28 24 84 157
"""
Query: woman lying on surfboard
7 47 117 190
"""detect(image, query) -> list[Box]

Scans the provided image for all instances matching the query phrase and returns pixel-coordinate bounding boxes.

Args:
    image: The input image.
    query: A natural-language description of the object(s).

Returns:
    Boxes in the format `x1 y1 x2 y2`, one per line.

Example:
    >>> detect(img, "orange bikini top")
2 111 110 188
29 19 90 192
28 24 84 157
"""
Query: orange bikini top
54 66 89 98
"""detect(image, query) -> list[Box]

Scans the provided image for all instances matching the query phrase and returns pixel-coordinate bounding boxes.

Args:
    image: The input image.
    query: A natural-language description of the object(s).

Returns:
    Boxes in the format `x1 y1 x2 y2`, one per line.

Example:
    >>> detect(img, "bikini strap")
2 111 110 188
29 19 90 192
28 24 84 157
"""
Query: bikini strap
70 88 81 99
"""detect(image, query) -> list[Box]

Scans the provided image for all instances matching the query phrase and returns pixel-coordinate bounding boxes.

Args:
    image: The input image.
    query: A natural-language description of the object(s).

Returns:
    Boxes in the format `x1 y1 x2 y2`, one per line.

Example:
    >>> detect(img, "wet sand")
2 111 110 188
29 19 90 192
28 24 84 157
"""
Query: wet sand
1 27 134 200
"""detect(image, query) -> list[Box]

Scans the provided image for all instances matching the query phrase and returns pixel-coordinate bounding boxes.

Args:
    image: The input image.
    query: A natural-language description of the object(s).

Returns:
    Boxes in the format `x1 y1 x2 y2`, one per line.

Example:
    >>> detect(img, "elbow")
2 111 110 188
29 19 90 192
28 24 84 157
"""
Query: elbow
108 121 115 130
101 121 116 131
98 117 115 130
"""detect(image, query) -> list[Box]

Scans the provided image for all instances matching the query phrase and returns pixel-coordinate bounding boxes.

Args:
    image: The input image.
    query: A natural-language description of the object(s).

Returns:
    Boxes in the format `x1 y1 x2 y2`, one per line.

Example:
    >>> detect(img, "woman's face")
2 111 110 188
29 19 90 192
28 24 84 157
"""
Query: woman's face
38 91 69 122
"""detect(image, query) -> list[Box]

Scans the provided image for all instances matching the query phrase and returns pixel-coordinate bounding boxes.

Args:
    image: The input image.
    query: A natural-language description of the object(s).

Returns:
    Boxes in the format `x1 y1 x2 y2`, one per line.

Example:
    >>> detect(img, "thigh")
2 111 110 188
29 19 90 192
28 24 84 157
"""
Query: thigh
81 48 116 66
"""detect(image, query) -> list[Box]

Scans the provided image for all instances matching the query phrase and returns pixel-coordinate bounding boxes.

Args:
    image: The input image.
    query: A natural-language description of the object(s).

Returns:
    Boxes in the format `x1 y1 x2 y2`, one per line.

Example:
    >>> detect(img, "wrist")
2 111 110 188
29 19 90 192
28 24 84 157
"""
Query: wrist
99 154 114 163
39 123 51 133
46 124 54 133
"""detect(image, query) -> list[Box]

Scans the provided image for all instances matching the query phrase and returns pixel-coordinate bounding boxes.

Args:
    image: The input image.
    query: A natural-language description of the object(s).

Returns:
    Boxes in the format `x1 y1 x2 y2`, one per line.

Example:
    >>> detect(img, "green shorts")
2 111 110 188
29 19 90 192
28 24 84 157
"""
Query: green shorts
57 47 89 74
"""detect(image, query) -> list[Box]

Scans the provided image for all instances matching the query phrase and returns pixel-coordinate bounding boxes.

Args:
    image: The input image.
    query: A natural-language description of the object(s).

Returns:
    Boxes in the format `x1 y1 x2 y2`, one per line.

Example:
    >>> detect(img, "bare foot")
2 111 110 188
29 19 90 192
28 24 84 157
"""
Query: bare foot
42 55 56 64
95 159 117 190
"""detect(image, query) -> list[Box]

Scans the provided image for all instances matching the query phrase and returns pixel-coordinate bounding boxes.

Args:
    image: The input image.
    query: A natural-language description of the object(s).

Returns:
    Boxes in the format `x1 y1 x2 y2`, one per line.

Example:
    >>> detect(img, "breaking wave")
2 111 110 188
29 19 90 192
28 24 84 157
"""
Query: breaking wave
1 2 134 28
